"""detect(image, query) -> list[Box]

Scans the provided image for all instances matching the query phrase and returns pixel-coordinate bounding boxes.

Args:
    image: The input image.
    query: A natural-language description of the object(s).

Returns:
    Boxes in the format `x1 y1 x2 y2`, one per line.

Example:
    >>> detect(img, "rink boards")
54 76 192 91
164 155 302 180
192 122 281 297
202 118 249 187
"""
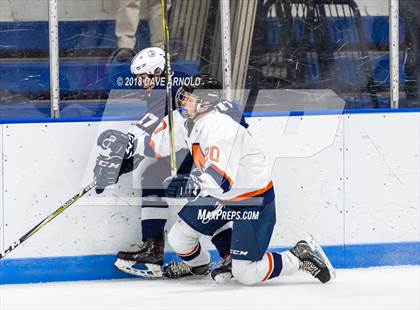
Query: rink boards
0 109 419 284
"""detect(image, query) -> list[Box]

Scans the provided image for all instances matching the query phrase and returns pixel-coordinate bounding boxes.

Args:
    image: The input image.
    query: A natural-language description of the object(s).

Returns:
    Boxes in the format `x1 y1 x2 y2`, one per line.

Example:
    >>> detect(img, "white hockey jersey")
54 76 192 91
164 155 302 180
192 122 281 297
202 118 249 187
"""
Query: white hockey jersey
130 110 273 201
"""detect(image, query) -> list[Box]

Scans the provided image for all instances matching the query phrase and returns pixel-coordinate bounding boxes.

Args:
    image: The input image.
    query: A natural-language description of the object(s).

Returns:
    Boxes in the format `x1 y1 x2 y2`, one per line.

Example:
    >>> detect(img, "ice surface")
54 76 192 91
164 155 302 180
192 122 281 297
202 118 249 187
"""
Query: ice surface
1 266 419 310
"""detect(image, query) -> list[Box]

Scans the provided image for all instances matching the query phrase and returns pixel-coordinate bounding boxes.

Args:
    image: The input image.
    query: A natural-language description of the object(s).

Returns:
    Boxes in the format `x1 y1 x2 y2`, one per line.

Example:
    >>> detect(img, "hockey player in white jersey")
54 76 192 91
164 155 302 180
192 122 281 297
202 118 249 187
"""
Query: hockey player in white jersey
128 73 335 284
93 48 234 278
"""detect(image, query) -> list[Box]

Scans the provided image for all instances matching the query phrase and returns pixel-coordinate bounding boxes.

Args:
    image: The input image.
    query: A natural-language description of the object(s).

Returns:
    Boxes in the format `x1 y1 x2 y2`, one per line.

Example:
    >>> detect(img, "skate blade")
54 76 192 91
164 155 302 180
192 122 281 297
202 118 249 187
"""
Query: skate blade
306 234 336 280
114 259 163 278
163 270 210 280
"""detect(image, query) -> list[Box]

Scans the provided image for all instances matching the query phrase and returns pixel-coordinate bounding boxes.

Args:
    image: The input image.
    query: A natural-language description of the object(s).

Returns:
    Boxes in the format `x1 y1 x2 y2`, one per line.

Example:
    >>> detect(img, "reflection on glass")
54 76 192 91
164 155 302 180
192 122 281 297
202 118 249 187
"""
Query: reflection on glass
400 0 420 107
1 0 418 122
245 0 395 111
0 0 50 120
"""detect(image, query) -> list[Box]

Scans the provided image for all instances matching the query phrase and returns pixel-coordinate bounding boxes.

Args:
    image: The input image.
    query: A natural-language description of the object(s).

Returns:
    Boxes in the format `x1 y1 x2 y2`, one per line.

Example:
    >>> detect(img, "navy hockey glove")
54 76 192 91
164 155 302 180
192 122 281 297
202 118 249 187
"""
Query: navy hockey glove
164 174 202 200
94 154 143 194
97 129 132 155
94 154 124 194
94 129 142 194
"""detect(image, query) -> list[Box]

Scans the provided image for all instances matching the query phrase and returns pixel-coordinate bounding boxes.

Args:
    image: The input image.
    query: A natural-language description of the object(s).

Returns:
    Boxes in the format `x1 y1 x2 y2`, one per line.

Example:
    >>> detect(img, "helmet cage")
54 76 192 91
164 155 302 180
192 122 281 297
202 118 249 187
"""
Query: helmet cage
175 88 204 118
175 73 223 118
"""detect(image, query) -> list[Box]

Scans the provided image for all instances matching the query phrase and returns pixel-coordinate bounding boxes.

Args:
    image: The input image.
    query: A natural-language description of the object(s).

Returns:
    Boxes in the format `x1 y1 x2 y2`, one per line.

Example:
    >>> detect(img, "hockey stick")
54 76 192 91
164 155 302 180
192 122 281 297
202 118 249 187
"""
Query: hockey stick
161 0 177 177
0 181 96 260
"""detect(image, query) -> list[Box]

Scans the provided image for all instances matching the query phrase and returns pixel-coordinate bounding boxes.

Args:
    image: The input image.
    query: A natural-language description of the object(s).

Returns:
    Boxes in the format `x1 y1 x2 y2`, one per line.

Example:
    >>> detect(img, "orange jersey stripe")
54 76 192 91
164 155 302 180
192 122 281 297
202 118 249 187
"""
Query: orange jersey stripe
209 164 234 186
227 181 273 202
153 120 167 134
149 139 162 158
262 252 274 281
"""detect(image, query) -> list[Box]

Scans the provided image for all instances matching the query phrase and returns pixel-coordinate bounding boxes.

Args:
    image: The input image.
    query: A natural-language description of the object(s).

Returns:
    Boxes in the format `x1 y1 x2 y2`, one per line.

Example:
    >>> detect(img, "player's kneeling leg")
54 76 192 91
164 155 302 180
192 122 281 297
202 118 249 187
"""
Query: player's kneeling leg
231 259 272 286
231 250 302 285
164 220 210 278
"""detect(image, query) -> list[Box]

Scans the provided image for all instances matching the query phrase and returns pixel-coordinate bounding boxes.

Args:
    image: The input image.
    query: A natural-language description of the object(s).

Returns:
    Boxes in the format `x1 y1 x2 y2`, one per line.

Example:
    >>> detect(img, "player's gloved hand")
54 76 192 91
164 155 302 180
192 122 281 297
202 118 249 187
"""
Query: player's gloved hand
93 154 124 194
94 129 142 194
97 129 131 155
164 174 202 201
93 154 144 194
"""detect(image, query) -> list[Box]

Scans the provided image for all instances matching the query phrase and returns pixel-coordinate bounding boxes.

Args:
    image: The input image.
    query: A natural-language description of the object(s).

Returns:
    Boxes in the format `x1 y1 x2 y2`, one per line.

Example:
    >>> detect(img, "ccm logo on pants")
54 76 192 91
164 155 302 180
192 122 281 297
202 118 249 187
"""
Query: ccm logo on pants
231 250 249 256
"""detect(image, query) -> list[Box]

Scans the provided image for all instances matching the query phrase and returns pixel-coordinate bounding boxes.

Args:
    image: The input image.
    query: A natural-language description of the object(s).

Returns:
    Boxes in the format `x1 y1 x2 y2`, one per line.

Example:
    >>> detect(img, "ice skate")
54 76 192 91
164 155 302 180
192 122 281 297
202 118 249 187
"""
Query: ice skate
114 238 164 278
290 235 336 283
211 255 233 283
163 261 210 279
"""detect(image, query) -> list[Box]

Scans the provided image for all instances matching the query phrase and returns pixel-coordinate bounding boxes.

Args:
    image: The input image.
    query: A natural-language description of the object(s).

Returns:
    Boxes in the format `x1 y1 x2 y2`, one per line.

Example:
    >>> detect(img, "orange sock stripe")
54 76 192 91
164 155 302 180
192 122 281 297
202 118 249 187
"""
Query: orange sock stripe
177 243 199 257
262 252 274 281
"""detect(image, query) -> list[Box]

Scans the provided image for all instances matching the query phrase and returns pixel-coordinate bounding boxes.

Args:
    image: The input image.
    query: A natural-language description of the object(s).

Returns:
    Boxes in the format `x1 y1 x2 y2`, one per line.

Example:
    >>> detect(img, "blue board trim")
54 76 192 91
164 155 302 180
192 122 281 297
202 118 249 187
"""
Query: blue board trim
244 108 420 118
1 107 420 125
1 116 138 125
0 241 418 285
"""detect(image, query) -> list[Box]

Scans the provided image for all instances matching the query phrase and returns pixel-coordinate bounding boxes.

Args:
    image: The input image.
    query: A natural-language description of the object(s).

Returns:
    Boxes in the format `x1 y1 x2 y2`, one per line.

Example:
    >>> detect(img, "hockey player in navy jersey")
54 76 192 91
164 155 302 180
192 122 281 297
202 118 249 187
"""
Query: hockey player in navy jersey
93 47 236 278
126 73 335 284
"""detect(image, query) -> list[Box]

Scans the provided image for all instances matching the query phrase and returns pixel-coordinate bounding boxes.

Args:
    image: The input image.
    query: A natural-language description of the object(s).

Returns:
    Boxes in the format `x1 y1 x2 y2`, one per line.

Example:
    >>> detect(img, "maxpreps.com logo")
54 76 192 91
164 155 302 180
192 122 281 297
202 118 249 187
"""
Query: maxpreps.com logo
197 205 259 224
